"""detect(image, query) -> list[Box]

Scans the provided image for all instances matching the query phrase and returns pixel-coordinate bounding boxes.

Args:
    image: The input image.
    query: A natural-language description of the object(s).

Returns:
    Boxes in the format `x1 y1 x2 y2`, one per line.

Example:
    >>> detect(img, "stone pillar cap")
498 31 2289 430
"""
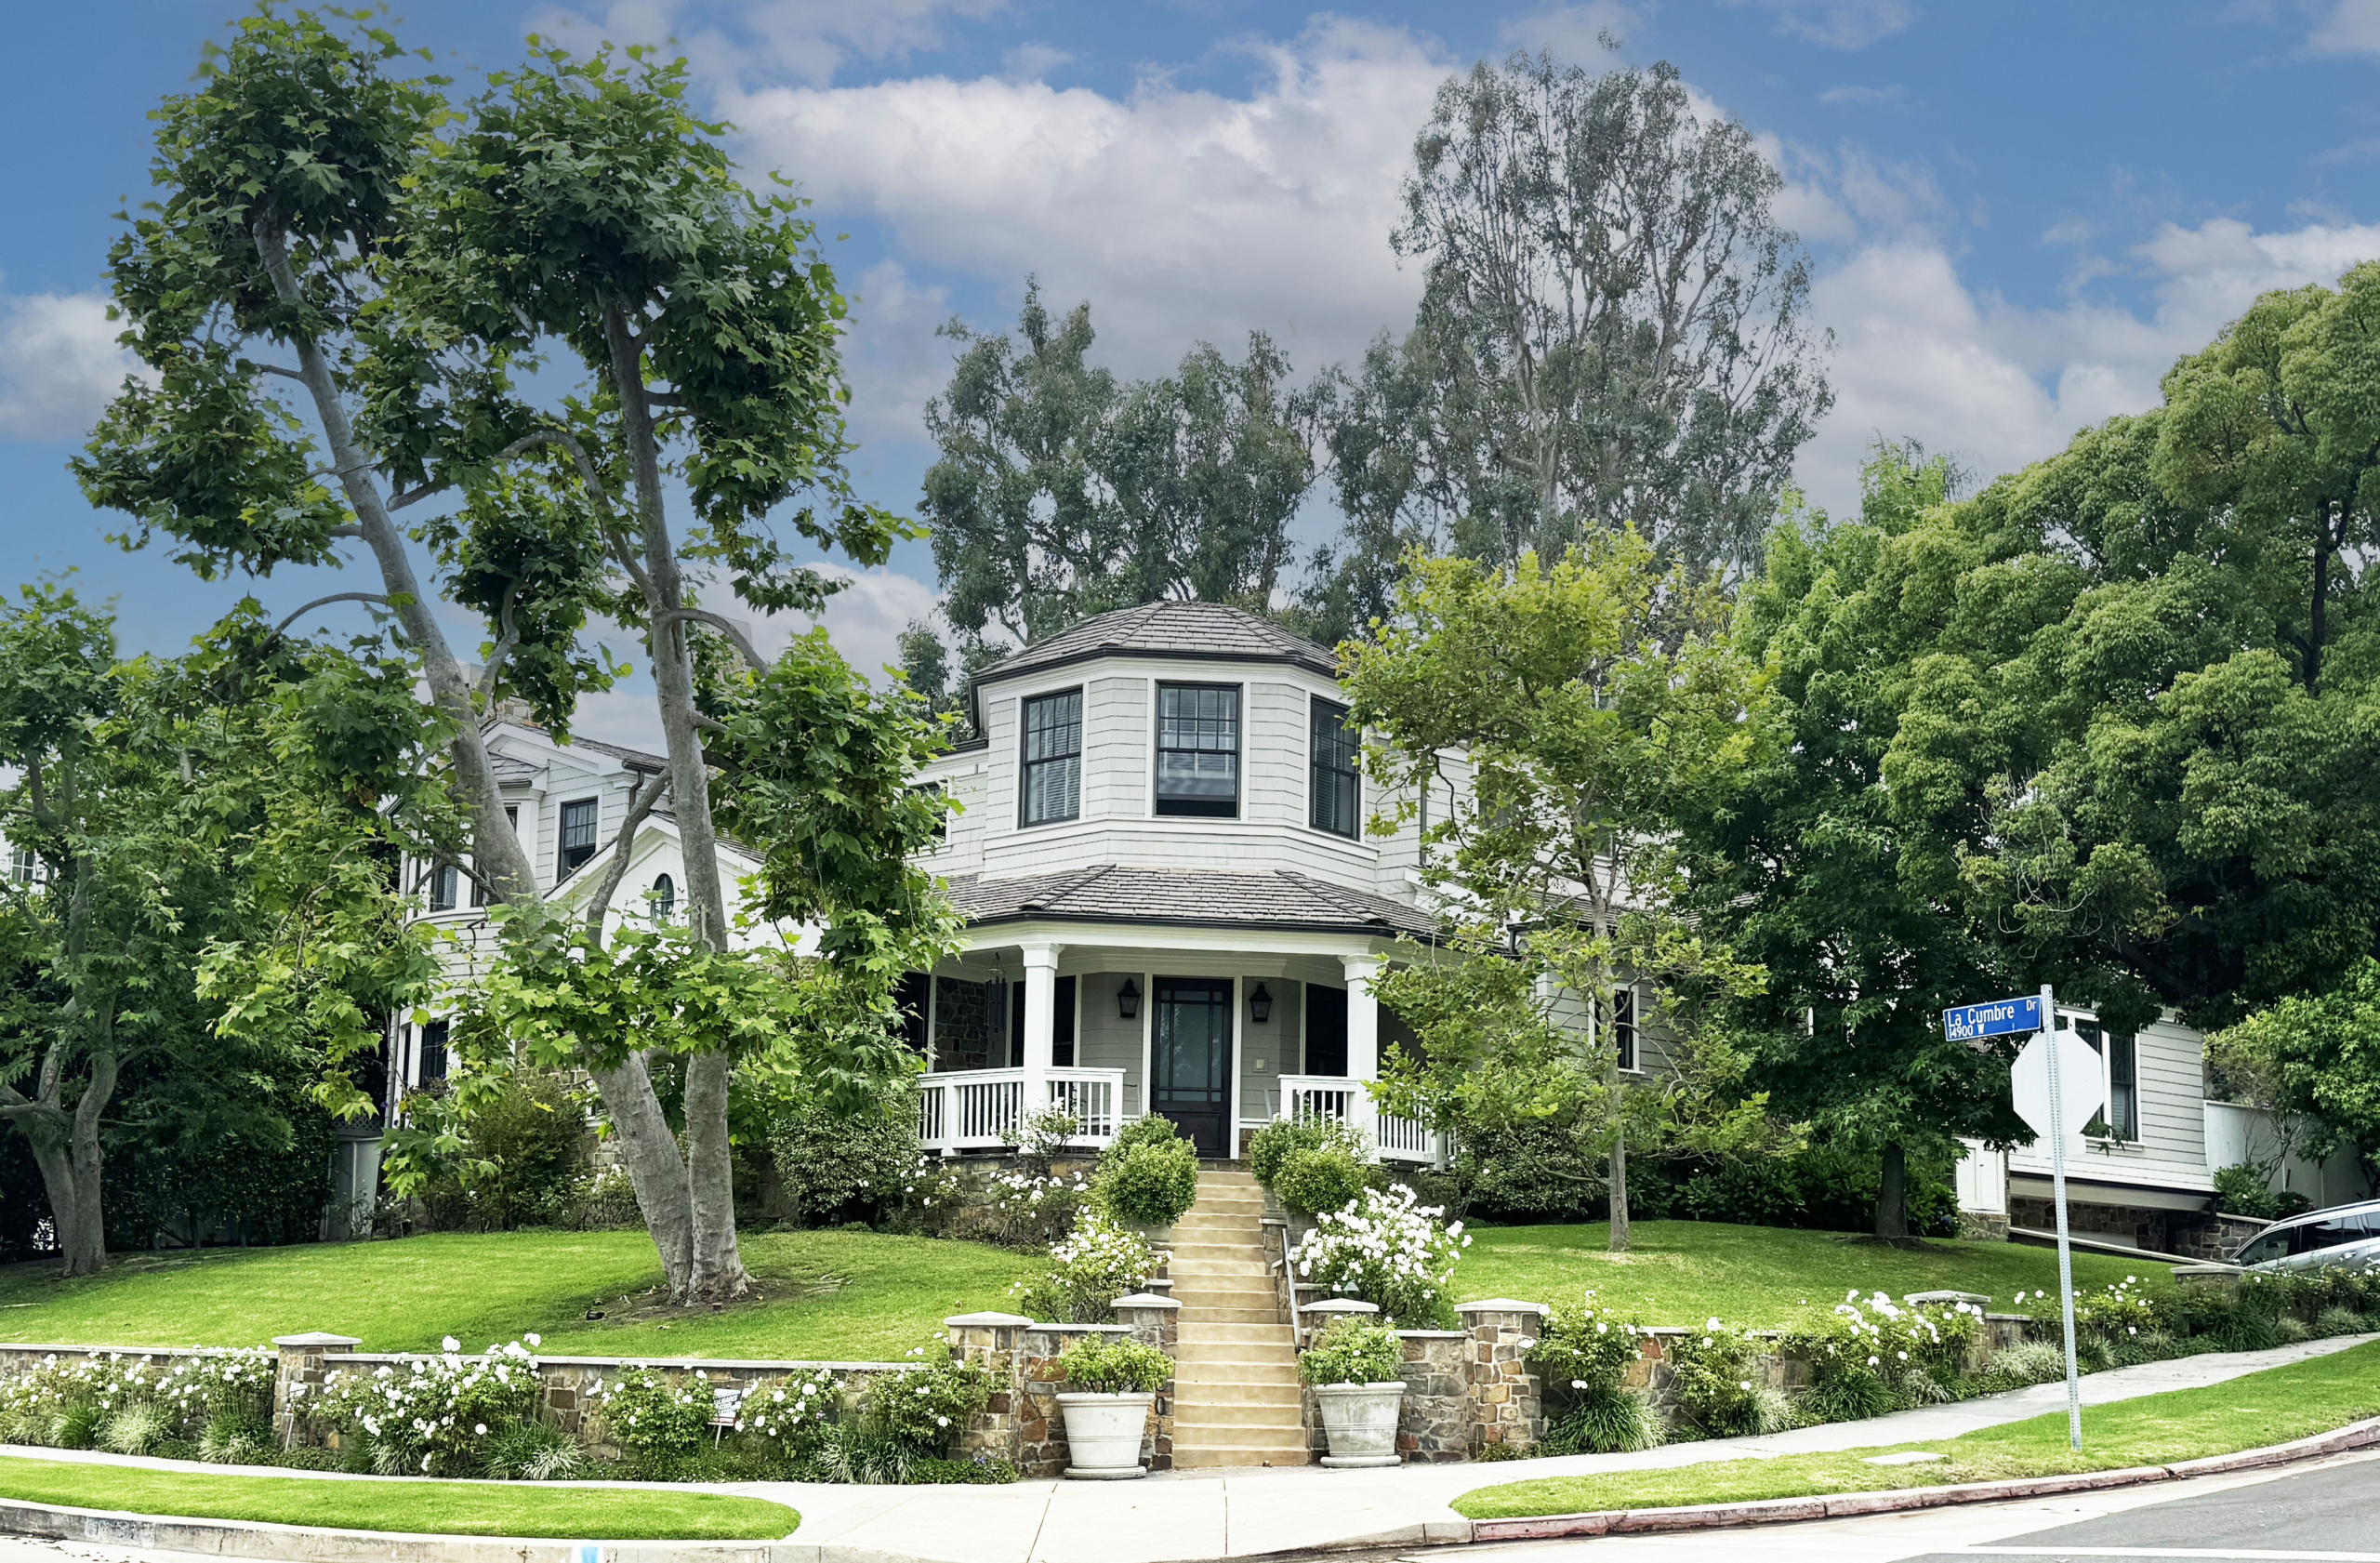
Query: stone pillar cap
271 1332 362 1348
944 1311 1033 1328
1902 1290 1991 1305
1300 1297 1381 1315
1454 1299 1550 1316
1113 1293 1181 1310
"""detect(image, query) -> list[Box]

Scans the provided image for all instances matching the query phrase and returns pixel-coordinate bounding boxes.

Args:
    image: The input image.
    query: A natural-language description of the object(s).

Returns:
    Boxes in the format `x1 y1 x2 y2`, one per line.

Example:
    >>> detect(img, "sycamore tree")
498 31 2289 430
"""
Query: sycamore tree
1309 48 1831 637
0 589 440 1273
78 12 908 1302
1343 535 1775 1251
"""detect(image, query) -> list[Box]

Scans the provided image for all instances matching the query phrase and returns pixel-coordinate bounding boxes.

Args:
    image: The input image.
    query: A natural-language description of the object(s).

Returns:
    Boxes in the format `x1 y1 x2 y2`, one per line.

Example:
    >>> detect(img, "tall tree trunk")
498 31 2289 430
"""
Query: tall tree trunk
251 214 699 1296
1875 1140 1909 1240
1607 1132 1631 1253
604 298 748 1304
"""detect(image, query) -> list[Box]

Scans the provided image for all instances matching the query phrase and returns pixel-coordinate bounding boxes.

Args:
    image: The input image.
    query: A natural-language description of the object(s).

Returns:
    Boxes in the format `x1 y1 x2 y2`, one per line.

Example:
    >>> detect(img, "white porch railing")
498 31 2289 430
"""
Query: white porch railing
918 1067 1127 1155
1279 1074 1446 1167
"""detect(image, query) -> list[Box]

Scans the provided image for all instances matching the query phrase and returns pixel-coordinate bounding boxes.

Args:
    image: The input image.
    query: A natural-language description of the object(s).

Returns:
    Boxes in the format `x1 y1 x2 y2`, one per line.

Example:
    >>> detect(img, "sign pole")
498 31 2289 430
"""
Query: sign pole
2043 981 2082 1450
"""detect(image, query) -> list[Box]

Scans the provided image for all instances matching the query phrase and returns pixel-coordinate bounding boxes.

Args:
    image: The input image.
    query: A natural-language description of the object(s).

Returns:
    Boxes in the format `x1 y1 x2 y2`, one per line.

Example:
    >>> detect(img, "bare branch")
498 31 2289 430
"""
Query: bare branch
254 364 308 381
655 608 764 670
274 592 391 637
644 391 686 408
326 524 365 541
388 483 447 512
582 768 672 938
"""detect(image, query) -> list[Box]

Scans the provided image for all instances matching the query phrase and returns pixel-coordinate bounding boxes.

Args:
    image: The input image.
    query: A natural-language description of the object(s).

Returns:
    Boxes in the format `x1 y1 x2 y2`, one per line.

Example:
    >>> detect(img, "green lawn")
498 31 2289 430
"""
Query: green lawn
0 1228 1038 1362
1456 1221 2174 1329
0 1455 796 1539
1454 1337 2380 1520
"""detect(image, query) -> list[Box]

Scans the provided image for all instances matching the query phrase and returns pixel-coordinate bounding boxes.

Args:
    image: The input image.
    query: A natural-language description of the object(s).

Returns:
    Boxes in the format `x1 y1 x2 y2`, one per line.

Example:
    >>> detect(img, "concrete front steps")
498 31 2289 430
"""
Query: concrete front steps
1166 1165 1311 1469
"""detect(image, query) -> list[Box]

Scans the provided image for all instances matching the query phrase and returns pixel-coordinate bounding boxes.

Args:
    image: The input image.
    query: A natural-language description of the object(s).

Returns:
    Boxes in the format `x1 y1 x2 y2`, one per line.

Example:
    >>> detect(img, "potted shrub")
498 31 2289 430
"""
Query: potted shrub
1301 1317 1406 1467
1052 1333 1170 1480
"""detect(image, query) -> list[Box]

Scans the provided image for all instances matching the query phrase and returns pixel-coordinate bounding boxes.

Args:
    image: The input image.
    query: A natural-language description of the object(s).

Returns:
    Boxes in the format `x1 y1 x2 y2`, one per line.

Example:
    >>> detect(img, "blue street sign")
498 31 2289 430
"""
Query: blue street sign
1942 995 2044 1043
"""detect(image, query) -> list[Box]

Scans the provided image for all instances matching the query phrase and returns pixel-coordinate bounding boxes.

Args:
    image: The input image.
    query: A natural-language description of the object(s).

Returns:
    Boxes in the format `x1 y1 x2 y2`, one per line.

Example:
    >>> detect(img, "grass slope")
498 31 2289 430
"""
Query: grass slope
0 1456 798 1539
0 1229 1038 1362
1458 1221 2173 1328
1454 1338 2380 1520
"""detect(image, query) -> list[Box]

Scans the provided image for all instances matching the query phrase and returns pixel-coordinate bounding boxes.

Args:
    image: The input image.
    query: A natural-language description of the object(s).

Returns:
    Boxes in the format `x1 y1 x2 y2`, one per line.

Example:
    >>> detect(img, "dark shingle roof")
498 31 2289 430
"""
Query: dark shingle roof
941 865 1436 938
973 601 1339 688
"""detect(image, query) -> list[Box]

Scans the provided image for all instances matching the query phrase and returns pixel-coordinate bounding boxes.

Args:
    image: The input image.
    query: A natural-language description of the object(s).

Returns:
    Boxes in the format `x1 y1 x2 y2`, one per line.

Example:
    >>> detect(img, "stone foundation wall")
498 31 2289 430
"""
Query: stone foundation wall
2008 1195 2225 1257
945 1295 1182 1477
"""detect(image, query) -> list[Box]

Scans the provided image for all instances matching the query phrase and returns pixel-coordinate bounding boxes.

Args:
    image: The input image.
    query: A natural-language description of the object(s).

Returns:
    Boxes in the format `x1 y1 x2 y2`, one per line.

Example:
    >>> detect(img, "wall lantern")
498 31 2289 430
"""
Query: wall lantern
1250 982 1274 1023
1117 977 1141 1021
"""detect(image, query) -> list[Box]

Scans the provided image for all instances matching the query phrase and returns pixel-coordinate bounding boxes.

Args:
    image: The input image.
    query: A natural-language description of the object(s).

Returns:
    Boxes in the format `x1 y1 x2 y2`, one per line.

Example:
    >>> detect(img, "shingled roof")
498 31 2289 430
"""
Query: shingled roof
973 601 1340 688
941 865 1437 939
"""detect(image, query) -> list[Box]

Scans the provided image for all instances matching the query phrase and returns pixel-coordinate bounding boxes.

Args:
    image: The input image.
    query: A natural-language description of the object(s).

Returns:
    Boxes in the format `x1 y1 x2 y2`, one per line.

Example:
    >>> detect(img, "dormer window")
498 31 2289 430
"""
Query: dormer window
1022 689 1083 826
559 797 599 876
1156 683 1239 818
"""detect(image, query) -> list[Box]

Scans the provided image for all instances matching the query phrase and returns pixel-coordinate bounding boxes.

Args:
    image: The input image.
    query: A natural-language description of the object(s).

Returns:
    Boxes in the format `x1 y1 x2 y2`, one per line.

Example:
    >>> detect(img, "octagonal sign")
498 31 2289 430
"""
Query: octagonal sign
2010 1027 2106 1141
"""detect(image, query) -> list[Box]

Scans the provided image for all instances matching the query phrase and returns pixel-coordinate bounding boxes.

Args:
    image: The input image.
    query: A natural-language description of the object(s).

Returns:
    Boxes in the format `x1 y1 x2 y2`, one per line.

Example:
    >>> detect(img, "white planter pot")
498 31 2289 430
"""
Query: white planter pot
1314 1381 1405 1468
1057 1391 1154 1480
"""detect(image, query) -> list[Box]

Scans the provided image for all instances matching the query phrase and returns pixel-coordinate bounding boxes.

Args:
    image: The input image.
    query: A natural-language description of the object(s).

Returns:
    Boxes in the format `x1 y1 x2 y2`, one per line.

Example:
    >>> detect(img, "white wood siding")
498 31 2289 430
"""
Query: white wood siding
2008 1017 2215 1195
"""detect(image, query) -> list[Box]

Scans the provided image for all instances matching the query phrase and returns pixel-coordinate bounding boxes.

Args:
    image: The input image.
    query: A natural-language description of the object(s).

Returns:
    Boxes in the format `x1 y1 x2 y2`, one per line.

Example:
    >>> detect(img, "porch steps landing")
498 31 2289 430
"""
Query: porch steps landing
1166 1166 1310 1469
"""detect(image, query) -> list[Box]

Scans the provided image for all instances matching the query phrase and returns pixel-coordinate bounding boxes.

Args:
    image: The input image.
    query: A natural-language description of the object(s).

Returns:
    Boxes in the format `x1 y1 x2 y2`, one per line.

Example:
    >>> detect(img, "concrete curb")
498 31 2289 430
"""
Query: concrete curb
1466 1414 2380 1543
0 1499 813 1563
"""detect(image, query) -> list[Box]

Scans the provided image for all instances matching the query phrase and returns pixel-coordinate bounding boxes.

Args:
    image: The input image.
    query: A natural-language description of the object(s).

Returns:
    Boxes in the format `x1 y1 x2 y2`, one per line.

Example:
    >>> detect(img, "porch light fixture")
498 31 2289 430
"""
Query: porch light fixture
1250 983 1273 1023
1117 977 1141 1020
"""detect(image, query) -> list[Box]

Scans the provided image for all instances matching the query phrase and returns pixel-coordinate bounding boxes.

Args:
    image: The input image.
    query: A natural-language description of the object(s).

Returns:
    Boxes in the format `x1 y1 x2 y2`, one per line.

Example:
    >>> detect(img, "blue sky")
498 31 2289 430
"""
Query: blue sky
5 0 2377 745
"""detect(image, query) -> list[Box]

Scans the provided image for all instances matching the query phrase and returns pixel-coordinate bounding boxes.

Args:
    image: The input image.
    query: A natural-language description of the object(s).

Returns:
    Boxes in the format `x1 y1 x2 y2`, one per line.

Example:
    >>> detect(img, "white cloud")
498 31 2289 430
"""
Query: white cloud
531 0 1004 87
729 16 1445 402
2307 0 2380 56
1725 0 1914 48
1793 217 2380 514
0 291 141 444
1497 2 1647 57
1818 83 1903 106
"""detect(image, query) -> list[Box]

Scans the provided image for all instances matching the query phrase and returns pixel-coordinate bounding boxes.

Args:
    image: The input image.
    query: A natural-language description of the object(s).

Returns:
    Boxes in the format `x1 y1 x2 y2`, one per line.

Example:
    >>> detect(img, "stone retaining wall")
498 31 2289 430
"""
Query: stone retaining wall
945 1293 1182 1477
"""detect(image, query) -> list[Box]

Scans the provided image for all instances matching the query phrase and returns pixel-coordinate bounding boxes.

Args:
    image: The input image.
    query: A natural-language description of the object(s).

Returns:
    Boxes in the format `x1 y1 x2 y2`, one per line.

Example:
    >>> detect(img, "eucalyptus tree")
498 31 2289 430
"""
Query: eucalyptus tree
921 282 1324 657
1312 49 1831 623
1343 535 1775 1251
76 13 904 1302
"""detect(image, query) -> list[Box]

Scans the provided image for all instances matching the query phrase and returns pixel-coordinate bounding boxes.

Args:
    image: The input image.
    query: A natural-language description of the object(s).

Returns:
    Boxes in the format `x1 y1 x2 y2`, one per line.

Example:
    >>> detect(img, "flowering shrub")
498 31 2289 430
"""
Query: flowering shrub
735 1368 843 1461
1785 1291 1978 1424
968 1166 1090 1248
1527 1294 1663 1454
859 1341 995 1455
1298 1317 1404 1386
1056 1334 1173 1394
0 1347 278 1453
317 1336 545 1476
1290 1183 1469 1329
159 1346 276 1427
1014 1209 1164 1323
588 1365 714 1465
1667 1318 1788 1437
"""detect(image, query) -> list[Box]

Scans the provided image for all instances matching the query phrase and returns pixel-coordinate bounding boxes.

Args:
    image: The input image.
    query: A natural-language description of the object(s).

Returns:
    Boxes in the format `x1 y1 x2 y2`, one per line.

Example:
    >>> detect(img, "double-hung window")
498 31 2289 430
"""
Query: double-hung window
1310 695 1360 837
1022 689 1083 826
2075 1018 2140 1141
427 863 459 912
1610 987 1638 1072
559 797 599 877
1155 683 1239 817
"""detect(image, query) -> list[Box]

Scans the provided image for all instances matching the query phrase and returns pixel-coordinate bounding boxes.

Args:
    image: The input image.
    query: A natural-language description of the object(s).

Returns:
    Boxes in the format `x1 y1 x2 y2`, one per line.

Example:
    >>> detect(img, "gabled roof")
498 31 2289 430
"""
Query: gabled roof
973 601 1340 690
940 865 1436 939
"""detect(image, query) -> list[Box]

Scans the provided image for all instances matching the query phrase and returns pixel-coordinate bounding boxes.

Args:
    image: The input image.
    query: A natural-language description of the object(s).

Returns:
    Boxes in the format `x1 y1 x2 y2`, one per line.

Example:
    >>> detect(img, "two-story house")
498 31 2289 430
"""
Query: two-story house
906 600 1445 1163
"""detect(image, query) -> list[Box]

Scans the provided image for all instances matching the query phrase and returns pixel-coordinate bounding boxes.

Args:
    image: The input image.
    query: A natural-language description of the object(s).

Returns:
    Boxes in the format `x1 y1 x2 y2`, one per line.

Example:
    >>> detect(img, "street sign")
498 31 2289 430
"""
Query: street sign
2011 1027 2107 1141
1942 995 2044 1043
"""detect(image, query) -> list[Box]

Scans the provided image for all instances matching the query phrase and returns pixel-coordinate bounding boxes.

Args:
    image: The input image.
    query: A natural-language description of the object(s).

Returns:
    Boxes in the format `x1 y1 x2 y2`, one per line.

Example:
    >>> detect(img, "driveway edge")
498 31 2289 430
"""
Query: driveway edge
1466 1414 2380 1543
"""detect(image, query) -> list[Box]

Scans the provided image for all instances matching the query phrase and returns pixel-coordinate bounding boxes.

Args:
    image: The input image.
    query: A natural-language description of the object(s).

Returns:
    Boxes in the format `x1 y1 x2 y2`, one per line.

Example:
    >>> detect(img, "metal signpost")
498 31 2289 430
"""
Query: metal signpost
1946 985 2103 1450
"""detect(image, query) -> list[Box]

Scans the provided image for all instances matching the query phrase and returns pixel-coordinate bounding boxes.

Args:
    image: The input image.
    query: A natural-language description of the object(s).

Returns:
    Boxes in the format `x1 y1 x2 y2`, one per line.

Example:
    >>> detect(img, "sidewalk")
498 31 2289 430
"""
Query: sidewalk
5 1333 2369 1563
729 1332 2376 1562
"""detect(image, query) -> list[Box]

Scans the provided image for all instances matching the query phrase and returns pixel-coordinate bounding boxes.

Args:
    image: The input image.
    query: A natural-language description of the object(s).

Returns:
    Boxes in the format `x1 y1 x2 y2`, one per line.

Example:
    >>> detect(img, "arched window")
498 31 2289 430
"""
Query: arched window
652 873 676 921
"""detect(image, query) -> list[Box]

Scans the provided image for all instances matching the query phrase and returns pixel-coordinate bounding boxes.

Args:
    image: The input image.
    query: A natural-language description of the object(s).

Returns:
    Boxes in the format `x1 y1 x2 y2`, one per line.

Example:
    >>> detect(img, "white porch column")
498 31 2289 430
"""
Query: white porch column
1342 954 1382 1146
1020 944 1063 1136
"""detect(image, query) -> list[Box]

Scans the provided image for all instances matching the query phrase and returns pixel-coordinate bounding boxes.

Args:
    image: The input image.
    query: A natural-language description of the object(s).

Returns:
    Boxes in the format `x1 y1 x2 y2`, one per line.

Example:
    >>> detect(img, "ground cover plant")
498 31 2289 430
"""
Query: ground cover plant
0 1455 797 1538
1453 1337 2380 1519
1459 1220 2173 1328
0 1228 1037 1363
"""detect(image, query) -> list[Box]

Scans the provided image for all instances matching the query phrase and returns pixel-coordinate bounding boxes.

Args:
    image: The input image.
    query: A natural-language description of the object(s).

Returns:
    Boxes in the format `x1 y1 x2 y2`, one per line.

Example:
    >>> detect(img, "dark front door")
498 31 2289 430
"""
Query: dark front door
1153 978 1234 1158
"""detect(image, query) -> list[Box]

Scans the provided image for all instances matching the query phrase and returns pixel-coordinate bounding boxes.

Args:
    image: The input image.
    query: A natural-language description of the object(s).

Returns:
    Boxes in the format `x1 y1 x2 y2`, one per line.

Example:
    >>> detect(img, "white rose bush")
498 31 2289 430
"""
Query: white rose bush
1291 1182 1469 1328
317 1338 545 1475
1781 1291 1978 1424
1526 1293 1662 1452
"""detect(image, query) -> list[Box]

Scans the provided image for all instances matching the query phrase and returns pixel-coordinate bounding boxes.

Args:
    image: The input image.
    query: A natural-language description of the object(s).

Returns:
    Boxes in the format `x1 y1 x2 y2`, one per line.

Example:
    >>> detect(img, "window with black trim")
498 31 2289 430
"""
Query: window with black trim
1021 690 1083 826
1156 682 1239 817
427 862 459 911
2077 1019 2140 1141
419 1018 450 1083
1610 987 1637 1072
472 805 518 907
651 873 676 921
559 797 599 876
1310 695 1360 837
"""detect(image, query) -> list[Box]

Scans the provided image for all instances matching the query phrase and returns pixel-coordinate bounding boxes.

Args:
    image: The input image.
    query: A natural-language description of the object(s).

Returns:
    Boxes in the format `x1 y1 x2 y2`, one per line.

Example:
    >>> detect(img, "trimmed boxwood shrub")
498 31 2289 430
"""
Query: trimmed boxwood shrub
1097 1135 1198 1226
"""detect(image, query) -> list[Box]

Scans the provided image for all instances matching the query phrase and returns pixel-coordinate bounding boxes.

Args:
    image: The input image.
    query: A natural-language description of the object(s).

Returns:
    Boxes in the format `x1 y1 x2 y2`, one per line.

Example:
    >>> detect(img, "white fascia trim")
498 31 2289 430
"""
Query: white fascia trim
952 919 1389 961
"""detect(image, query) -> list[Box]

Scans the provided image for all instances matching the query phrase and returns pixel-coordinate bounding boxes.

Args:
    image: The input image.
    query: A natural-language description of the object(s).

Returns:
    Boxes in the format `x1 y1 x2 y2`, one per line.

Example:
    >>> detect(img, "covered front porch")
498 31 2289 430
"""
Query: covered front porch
906 930 1442 1165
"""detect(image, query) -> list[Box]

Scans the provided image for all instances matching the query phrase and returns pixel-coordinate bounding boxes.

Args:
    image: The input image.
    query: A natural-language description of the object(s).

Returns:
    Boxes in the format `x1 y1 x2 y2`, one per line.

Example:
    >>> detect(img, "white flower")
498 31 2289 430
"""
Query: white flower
441 1337 461 1352
1868 1356 1880 1366
475 1423 487 1436
1738 1380 1751 1391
